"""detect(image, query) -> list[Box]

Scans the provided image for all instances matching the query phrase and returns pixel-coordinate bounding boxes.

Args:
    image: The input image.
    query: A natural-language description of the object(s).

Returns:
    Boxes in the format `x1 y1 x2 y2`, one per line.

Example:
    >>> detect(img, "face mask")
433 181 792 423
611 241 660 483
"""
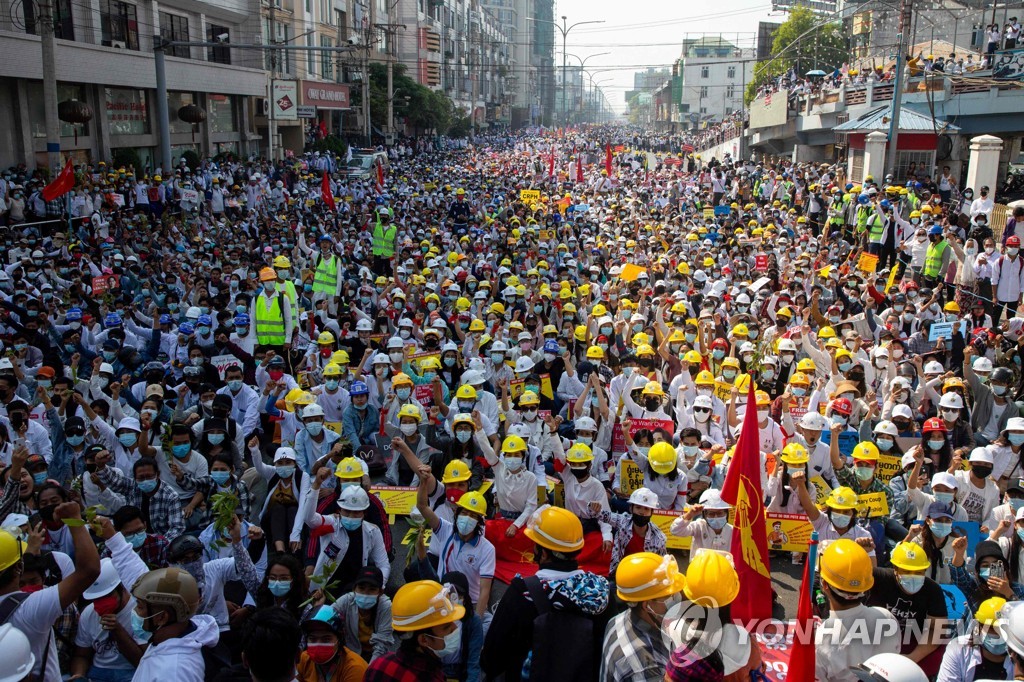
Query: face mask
171 443 191 459
458 400 475 412
340 516 363 531
1010 433 1024 448
928 439 945 451
983 635 1008 655
898 574 925 594
722 370 737 381
227 379 243 392
570 466 590 480
973 465 993 479
32 471 47 485
577 435 593 447
400 422 419 437
267 579 292 597
854 465 874 481
431 624 463 657
118 432 138 448
933 491 955 506
1017 527 1024 543
1011 248 1020 257
275 465 295 478
790 386 807 398
939 409 957 422
456 515 478 536
758 410 769 422
396 387 411 401
875 437 894 452
831 512 852 529
491 353 505 364
103 351 117 362
137 479 158 493
354 593 378 610
930 521 952 538
208 470 231 486
646 398 661 411
306 422 323 436
306 643 338 665
712 349 725 360
125 531 147 549
263 282 276 293
131 610 154 642
706 516 728 530
761 369 775 381
685 333 696 344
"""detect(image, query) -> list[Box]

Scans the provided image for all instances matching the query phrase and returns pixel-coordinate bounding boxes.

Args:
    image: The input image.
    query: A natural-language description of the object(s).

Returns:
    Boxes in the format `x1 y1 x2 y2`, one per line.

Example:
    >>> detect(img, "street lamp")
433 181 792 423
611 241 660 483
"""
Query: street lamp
528 15 604 126
566 53 609 123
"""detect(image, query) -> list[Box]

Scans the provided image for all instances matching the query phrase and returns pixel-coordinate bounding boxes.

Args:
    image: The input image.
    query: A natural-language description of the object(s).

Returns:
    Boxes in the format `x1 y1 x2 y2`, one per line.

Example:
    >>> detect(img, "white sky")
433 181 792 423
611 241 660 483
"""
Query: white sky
550 0 787 114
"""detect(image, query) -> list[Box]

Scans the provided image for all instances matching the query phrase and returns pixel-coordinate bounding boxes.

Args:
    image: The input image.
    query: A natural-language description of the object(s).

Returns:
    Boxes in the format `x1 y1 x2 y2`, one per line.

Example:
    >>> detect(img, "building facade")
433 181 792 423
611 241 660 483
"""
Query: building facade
677 37 753 131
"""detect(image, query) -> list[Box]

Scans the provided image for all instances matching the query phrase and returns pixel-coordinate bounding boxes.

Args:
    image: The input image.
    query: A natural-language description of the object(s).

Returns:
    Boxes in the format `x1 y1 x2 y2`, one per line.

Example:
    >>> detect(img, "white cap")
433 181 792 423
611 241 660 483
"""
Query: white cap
932 471 959 490
1007 417 1024 432
514 356 536 373
0 359 13 371
302 404 325 419
939 392 964 409
117 417 141 432
698 488 732 510
2 513 28 528
892 404 915 420
627 487 659 510
891 376 912 390
338 486 370 511
273 447 297 463
799 412 826 430
83 558 121 599
491 341 508 353
508 423 530 438
969 447 994 464
693 395 713 409
874 346 890 358
517 331 533 342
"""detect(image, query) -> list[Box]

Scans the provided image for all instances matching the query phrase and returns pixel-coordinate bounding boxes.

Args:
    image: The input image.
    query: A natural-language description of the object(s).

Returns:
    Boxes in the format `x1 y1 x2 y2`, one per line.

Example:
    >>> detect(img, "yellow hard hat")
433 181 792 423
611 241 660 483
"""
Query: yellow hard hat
820 538 874 594
566 443 594 464
817 326 836 340
851 441 880 462
780 442 808 465
796 358 816 373
683 350 703 364
755 390 772 406
455 384 477 400
683 550 739 607
574 325 587 341
317 331 335 345
943 301 960 313
889 542 930 572
322 363 343 378
392 372 413 387
721 357 740 370
397 404 422 422
334 457 363 480
259 267 277 282
457 491 487 515
731 323 749 338
519 390 540 406
452 413 475 430
642 381 664 397
586 345 605 360
0 530 23 572
825 486 860 510
592 304 608 317
524 505 585 552
272 255 291 269
977 597 1008 626
489 302 506 316
635 344 655 357
789 372 811 386
502 435 526 453
469 319 485 332
391 580 465 631
616 553 687 603
695 370 715 386
293 391 316 407
442 460 472 483
331 350 350 365
647 442 677 475
283 387 304 411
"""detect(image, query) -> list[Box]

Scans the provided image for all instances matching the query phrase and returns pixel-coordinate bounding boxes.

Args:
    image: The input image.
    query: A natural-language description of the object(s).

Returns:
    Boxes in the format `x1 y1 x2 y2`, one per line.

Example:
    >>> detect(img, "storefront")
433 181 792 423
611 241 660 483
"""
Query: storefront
300 80 351 138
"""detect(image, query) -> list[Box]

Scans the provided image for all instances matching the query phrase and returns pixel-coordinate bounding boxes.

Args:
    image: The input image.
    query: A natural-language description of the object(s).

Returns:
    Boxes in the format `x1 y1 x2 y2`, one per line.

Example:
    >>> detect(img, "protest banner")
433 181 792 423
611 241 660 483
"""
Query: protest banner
713 205 731 216
414 384 434 407
211 354 241 380
928 321 955 342
809 475 831 506
702 207 714 219
509 374 553 400
91 275 120 295
519 189 540 204
618 458 645 495
611 418 675 455
369 485 417 521
324 421 343 436
619 264 647 282
819 430 859 458
857 252 879 273
875 453 903 483
755 254 769 271
765 512 814 552
952 521 982 558
653 510 690 551
857 491 890 518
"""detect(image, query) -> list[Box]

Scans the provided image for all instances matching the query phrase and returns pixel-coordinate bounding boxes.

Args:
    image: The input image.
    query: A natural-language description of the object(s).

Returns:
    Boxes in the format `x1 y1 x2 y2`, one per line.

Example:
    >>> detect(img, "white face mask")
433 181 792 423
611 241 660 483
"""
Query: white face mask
400 422 418 436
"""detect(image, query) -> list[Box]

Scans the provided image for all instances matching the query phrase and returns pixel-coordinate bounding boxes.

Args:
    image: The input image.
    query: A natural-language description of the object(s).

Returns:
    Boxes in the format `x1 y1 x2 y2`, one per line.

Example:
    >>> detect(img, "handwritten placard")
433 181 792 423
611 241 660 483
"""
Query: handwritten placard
618 458 645 495
211 354 241 380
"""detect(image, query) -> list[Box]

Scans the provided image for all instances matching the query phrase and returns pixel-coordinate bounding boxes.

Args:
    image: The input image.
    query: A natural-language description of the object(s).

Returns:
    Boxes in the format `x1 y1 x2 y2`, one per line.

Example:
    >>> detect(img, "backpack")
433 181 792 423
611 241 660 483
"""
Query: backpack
524 576 595 682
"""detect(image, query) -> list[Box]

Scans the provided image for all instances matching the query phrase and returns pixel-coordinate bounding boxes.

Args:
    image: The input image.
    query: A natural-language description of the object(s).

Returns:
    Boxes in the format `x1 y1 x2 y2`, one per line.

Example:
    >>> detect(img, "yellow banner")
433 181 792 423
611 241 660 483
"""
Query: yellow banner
539 229 552 240
810 475 831 507
369 486 417 517
857 252 879 273
875 454 903 483
885 264 900 292
618 459 645 496
520 189 540 204
619 264 647 282
703 207 714 219
765 512 815 552
714 380 734 403
324 421 343 436
858 491 890 518
509 374 554 400
653 510 691 551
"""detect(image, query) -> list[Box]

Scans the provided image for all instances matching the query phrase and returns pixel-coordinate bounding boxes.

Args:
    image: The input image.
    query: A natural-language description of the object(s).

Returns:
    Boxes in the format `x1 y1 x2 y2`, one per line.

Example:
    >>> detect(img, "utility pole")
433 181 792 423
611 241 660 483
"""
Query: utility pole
268 0 278 161
885 0 912 176
38 0 61 174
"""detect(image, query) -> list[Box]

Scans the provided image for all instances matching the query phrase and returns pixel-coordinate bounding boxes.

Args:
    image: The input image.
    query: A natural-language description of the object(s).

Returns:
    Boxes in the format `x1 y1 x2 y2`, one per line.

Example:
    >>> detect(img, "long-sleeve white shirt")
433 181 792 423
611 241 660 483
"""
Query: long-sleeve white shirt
991 253 1024 303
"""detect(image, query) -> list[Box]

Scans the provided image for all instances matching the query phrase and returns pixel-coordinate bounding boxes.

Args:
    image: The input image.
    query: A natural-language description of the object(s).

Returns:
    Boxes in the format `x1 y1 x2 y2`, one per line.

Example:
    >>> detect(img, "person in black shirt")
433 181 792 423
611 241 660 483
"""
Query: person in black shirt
866 541 949 677
447 188 472 232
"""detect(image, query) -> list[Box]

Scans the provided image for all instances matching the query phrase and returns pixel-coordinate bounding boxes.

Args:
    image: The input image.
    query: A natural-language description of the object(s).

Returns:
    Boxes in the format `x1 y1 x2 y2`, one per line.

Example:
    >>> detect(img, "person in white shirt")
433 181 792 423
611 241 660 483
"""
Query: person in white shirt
953 448 1001 524
670 488 733 560
71 558 142 681
970 186 995 220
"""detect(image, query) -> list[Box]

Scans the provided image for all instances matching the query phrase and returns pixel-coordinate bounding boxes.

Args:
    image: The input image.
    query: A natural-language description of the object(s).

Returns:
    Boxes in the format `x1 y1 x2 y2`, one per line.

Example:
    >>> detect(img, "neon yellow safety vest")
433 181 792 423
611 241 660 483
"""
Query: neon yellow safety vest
312 254 338 295
855 206 870 230
282 280 298 326
923 239 949 278
372 222 397 257
255 293 286 345
868 215 884 242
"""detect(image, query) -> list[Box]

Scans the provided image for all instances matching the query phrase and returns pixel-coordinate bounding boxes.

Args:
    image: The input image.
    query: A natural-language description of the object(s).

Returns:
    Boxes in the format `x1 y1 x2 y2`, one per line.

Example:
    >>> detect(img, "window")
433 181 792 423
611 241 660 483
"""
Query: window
206 25 230 64
700 106 707 114
25 0 74 40
100 0 138 49
305 0 312 13
321 36 335 79
679 103 690 113
28 82 85 137
307 35 316 76
208 94 237 132
726 84 736 98
725 107 733 115
105 87 149 136
699 86 708 98
895 150 935 183
728 66 736 78
320 0 333 23
700 66 709 78
159 12 189 57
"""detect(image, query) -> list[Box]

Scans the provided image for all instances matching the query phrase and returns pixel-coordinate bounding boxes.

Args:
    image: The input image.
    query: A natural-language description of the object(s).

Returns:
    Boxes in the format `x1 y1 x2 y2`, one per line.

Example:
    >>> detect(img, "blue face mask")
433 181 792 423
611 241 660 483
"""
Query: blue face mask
927 439 945 451
838 362 853 372
103 351 117 362
1011 433 1024 447
930 521 952 538
267 580 292 597
354 593 378 610
325 379 340 390
980 566 996 580
934 491 955 506
306 422 323 436
792 387 807 397
119 433 138 448
131 610 153 642
712 349 725 360
983 635 1008 655
876 437 894 451
275 465 295 478
210 471 231 486
32 472 47 485
207 433 225 445
340 516 362 531
227 379 243 392
137 479 158 494
456 515 478 536
706 516 728 530
395 387 411 401
125 531 147 549
171 443 191 459
66 434 84 447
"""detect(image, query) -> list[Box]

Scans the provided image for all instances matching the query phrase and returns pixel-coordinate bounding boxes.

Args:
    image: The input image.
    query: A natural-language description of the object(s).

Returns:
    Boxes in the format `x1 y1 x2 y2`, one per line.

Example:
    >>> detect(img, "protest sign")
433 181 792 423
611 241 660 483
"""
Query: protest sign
618 458 645 495
211 354 241 380
857 252 878 273
519 189 540 204
611 418 674 454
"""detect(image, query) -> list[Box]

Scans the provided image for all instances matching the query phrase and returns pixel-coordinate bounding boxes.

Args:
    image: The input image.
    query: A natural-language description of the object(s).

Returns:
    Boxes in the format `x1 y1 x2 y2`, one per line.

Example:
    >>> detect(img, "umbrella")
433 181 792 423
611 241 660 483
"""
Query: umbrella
805 69 827 77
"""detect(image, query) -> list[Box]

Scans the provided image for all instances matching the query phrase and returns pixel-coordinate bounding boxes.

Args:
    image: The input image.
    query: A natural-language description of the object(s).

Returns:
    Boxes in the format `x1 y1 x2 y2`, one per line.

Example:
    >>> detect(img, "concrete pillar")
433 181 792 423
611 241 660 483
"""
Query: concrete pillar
965 134 1003 194
862 131 887 184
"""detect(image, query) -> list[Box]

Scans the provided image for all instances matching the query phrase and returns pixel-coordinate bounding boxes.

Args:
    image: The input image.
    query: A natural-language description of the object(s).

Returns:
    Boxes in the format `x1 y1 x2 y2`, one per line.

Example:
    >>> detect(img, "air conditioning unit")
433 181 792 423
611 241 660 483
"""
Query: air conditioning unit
110 40 126 48
257 98 270 116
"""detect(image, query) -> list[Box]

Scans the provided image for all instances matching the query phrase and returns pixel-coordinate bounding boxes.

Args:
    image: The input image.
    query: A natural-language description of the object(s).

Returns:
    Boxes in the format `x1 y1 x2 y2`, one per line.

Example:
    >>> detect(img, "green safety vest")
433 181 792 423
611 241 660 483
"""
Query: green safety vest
312 254 338 295
923 239 949 278
372 222 397 257
868 214 884 242
855 205 870 230
255 293 286 345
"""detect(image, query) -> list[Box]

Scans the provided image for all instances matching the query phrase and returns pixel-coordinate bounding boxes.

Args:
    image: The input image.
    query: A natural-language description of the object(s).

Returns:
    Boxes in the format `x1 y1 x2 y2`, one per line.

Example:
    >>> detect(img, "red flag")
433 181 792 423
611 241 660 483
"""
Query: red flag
548 151 555 178
720 376 773 624
42 159 74 202
318 120 328 139
604 144 612 176
787 538 817 682
376 162 385 189
576 155 584 183
320 171 335 212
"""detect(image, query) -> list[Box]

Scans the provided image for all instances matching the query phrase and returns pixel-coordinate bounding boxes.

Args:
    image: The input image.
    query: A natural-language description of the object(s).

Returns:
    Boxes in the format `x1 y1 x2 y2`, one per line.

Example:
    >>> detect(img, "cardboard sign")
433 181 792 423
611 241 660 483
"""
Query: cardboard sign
91 275 121 295
857 252 879 273
875 453 903 483
928 321 955 342
414 384 434 407
755 254 769 271
520 189 540 204
611 418 675 455
750 276 772 292
509 374 553 400
538 229 552 240
324 421 343 436
211 354 241 380
180 188 200 204
618 458 645 495
765 512 814 552
619 264 647 282
713 205 731 216
652 510 691 551
857 491 890 518
810 475 831 506
714 380 735 403
885 264 901 292
369 485 417 519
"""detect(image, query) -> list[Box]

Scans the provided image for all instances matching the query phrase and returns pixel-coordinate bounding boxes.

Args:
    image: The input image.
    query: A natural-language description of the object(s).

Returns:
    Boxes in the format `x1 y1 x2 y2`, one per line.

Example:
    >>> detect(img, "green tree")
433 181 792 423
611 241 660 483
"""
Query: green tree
349 62 460 134
745 7 848 105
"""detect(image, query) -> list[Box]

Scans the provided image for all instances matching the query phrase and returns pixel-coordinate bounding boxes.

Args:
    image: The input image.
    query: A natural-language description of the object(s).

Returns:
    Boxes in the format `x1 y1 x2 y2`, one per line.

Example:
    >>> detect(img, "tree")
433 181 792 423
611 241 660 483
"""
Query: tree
745 7 848 104
349 62 460 135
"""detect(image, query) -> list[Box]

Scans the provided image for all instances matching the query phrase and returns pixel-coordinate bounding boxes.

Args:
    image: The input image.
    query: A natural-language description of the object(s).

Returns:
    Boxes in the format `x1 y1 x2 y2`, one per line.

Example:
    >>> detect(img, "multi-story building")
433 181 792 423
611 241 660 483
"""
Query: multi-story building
676 37 754 131
0 0 270 169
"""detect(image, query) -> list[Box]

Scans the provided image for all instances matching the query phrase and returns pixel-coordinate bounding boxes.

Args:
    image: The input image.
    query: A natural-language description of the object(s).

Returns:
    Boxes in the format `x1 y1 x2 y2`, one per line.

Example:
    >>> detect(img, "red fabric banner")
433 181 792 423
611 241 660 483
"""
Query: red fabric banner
485 518 610 584
42 159 74 202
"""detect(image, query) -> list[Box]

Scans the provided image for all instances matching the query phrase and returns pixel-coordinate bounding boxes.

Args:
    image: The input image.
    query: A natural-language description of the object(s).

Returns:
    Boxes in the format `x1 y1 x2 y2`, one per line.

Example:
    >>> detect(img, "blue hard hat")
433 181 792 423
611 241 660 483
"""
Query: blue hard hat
914 182 922 190
318 234 332 241
103 313 122 328
234 313 250 326
543 339 559 354
66 307 82 322
857 194 870 205
302 606 343 635
349 380 369 396
879 199 891 209
928 225 943 236
845 183 854 191
197 314 212 326
159 314 172 325
179 322 195 336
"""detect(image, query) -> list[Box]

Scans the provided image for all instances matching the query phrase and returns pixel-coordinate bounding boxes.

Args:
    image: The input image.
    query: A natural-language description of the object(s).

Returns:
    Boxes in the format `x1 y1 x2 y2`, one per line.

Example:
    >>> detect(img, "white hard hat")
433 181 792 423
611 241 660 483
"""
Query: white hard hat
462 369 484 386
302 404 325 419
83 558 121 600
693 395 713 409
873 420 899 437
517 331 533 342
968 447 994 464
931 472 959 490
736 293 751 305
338 485 370 511
514 356 536 373
627 487 659 510
739 342 756 354
973 356 994 373
0 624 35 682
372 353 391 366
717 623 753 676
387 336 405 349
575 416 597 432
356 319 373 331
924 361 944 374
699 488 732 510
508 423 531 438
853 653 928 682
777 338 797 352
491 341 508 353
939 392 964 409
799 412 827 430
693 270 707 283
185 306 202 320
273 447 297 463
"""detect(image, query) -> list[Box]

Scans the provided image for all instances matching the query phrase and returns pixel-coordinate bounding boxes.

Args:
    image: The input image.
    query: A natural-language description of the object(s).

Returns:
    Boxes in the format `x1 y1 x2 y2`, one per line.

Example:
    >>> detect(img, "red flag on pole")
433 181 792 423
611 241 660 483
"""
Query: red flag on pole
786 536 818 682
376 162 385 189
576 155 584 183
320 171 336 212
720 376 773 624
604 144 612 176
548 150 555 178
42 158 75 202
